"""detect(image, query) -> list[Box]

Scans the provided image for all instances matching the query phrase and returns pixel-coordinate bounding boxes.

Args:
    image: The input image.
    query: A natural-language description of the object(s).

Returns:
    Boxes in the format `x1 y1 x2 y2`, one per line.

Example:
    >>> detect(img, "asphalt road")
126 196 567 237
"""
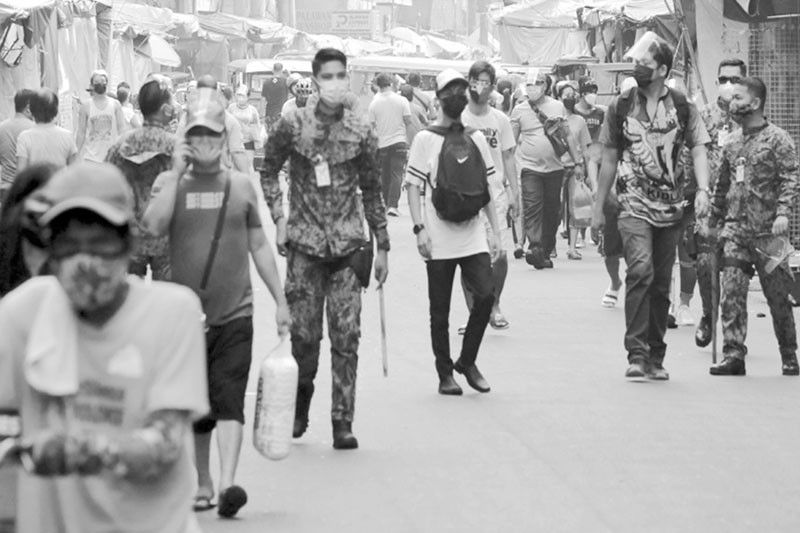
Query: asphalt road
197 208 800 533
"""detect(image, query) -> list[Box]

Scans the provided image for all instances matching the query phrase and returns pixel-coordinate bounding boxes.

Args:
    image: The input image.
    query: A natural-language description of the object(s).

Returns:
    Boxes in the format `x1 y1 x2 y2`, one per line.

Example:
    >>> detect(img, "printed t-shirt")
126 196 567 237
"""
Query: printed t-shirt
575 105 606 143
599 88 710 227
0 276 208 533
168 170 262 326
16 123 77 170
0 116 33 186
84 97 120 162
510 96 567 173
562 113 592 166
462 106 515 195
368 91 411 149
404 128 496 260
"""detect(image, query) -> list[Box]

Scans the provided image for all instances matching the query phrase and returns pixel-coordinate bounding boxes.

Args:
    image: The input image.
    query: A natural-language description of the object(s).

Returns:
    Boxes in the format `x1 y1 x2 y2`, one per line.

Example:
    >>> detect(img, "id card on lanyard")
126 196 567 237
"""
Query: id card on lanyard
312 154 331 187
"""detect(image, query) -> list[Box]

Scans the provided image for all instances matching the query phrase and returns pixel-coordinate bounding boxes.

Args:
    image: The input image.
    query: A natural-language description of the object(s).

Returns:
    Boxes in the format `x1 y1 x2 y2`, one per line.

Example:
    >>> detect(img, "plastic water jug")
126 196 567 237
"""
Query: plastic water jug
253 337 298 460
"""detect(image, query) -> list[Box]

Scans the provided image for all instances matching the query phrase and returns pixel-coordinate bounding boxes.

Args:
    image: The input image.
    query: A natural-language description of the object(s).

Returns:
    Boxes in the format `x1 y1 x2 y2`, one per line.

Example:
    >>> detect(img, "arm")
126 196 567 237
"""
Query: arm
710 150 731 226
75 103 88 154
775 135 799 219
503 148 519 207
260 117 293 221
142 170 180 237
114 101 127 135
248 225 291 334
691 144 711 217
356 131 390 254
130 113 142 129
407 183 431 260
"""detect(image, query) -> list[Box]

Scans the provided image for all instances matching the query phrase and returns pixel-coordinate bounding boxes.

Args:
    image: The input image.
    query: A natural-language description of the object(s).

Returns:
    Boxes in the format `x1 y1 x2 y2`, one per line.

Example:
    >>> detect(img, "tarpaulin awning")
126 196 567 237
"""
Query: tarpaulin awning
0 0 55 23
580 0 670 26
110 3 176 36
145 34 180 67
197 11 293 42
490 0 582 28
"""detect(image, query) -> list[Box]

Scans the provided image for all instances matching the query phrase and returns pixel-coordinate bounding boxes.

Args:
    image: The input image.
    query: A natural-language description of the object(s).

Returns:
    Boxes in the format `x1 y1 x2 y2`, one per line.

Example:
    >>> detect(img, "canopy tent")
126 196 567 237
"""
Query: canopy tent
489 0 589 65
580 0 671 25
0 0 55 23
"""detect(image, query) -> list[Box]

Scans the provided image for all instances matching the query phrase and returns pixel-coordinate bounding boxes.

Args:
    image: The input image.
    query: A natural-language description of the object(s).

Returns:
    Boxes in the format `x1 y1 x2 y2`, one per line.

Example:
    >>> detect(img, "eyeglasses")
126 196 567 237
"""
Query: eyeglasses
718 76 742 85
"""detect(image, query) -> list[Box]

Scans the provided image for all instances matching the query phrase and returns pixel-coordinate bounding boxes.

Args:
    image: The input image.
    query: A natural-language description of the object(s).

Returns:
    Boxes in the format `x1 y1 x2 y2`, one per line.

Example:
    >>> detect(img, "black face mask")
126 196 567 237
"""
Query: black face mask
633 64 654 89
440 93 468 119
562 97 576 112
729 102 756 122
93 83 107 95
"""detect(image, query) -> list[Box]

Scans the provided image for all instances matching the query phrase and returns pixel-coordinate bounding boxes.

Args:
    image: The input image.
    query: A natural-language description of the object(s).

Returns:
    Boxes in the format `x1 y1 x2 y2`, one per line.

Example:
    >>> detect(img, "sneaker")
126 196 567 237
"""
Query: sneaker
667 314 678 329
782 354 799 376
513 247 524 260
567 250 582 260
576 238 585 249
676 304 695 326
695 315 712 347
625 361 647 380
457 324 466 336
387 207 399 217
647 362 670 381
710 356 746 376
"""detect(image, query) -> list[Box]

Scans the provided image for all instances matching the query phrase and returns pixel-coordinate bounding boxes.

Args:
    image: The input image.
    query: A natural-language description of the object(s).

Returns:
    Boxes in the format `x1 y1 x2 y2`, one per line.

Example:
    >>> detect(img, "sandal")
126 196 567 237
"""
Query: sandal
567 250 582 260
601 285 620 308
490 313 510 330
193 495 216 512
217 485 248 518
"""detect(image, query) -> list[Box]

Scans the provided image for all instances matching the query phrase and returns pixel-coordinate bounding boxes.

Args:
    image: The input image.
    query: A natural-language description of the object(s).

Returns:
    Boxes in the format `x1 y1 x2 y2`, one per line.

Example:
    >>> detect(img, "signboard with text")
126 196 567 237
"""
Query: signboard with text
330 10 377 38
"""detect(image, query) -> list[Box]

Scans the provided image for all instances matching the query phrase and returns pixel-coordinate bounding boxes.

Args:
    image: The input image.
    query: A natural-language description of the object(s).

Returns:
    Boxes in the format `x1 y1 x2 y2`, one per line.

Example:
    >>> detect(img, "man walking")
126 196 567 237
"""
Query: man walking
16 89 78 172
405 68 501 395
0 162 209 533
261 48 390 450
106 76 177 280
461 60 519 329
262 62 289 130
708 77 799 376
591 33 711 380
76 70 127 163
511 69 583 269
693 58 746 347
144 89 291 517
0 89 34 202
369 73 412 216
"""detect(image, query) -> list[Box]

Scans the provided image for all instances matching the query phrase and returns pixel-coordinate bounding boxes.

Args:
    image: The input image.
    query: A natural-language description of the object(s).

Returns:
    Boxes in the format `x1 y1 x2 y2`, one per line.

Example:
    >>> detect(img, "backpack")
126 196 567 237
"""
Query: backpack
426 123 490 223
615 87 690 159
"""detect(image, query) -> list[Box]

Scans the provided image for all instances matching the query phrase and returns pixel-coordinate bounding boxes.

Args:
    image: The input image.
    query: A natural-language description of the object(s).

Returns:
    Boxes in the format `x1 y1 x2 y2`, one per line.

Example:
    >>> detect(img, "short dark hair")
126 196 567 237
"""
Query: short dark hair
273 62 283 73
312 48 347 76
375 73 393 89
14 89 35 113
138 79 172 118
221 86 233 102
399 84 414 102
30 89 59 124
116 82 130 105
408 73 422 87
468 61 496 85
197 75 218 90
718 58 747 77
649 39 674 73
578 76 598 95
738 76 767 109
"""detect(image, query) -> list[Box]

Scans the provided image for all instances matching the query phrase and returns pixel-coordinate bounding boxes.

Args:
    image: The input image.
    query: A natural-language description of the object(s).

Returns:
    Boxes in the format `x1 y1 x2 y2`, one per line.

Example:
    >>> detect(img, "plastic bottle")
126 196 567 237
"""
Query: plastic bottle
253 336 298 460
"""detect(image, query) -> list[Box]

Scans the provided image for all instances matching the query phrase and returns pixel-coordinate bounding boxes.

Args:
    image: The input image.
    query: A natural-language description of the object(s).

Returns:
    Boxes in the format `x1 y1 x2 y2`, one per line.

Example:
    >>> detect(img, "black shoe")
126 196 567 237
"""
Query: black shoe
438 375 463 395
710 356 746 376
454 362 490 393
646 362 670 381
525 248 546 269
293 384 313 438
667 314 678 329
782 354 799 376
695 315 712 347
332 420 359 450
513 247 524 260
543 259 554 269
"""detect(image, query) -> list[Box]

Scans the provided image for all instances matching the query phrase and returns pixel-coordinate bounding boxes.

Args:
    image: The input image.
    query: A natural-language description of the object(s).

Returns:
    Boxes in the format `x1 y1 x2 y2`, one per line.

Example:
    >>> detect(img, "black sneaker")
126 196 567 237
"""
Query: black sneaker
667 314 678 329
695 315 712 347
525 248 547 270
710 356 746 376
782 354 799 376
647 362 670 381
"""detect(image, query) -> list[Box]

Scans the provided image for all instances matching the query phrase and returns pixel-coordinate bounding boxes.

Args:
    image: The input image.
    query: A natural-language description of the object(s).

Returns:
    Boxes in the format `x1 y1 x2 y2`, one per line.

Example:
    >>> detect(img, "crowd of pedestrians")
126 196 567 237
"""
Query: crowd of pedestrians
0 31 798 532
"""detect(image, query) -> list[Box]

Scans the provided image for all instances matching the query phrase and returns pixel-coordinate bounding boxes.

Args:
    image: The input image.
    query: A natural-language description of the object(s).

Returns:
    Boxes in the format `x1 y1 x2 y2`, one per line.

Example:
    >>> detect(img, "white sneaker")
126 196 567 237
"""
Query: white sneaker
676 304 695 326
387 207 399 217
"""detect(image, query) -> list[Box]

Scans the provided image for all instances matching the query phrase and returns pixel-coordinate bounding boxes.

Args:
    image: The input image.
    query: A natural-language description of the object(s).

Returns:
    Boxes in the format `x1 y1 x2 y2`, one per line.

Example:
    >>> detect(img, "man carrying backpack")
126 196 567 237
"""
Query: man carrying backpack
405 69 501 396
591 33 711 381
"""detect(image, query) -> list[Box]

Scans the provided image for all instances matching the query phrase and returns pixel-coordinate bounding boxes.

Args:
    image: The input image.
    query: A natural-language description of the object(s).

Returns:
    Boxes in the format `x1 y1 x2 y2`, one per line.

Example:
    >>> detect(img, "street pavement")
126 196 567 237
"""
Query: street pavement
198 210 800 533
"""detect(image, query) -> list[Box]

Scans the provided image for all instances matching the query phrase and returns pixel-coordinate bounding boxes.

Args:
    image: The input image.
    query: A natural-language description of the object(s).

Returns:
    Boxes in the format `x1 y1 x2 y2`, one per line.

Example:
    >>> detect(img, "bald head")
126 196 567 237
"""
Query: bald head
197 75 218 90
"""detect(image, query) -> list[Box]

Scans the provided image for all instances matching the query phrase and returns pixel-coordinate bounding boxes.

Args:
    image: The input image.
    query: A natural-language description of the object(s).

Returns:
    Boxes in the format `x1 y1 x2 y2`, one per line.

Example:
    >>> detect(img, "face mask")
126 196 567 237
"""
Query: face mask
633 64 655 89
526 85 544 102
562 97 576 112
729 101 756 122
584 93 597 106
440 93 468 119
317 79 348 107
93 83 107 95
54 253 128 312
469 83 492 104
717 83 735 111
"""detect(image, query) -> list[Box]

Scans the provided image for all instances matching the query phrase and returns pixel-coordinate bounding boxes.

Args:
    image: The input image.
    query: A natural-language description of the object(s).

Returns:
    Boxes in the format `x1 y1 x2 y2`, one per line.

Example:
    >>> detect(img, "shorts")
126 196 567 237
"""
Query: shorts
193 316 254 433
603 204 623 259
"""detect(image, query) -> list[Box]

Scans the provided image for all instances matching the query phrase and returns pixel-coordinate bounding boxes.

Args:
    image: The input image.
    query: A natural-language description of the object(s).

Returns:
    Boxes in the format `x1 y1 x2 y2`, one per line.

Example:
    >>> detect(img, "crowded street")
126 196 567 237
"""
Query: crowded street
194 208 800 533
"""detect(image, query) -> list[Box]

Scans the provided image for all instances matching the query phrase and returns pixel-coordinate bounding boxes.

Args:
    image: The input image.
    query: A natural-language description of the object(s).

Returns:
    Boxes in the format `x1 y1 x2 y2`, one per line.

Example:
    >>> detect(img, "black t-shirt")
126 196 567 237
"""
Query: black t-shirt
575 105 606 143
261 76 289 119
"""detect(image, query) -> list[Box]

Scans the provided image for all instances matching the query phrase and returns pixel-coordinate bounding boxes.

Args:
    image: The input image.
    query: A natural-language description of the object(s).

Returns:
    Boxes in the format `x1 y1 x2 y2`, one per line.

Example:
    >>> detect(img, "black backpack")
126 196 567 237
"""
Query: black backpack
426 123 490 223
615 86 690 159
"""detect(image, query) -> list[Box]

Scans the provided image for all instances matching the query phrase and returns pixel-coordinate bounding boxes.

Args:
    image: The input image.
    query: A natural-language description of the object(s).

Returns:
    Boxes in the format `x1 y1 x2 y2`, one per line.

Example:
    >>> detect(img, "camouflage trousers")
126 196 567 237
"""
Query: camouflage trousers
285 248 362 422
720 238 797 359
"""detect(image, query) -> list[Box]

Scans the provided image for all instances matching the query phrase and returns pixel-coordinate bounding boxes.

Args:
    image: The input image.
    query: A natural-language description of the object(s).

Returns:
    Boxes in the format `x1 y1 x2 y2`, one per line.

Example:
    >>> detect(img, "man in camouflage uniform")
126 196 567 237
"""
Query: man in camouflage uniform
708 76 800 376
688 59 746 346
261 48 390 450
105 75 176 280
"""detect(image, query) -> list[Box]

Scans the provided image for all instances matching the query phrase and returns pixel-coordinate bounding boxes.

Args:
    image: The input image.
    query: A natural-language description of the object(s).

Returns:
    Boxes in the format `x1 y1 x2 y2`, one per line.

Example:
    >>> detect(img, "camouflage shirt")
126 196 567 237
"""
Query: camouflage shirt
682 102 739 195
105 123 174 256
712 121 799 242
260 104 390 259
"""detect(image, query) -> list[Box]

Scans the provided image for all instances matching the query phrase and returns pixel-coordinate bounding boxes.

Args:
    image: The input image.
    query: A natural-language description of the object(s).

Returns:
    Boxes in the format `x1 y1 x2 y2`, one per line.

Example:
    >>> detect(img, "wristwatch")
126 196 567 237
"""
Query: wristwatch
413 224 425 235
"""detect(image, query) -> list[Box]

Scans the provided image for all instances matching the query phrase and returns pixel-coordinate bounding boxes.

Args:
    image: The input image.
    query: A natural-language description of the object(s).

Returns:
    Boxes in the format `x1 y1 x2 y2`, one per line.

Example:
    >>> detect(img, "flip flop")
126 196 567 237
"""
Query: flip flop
490 313 510 330
193 495 216 512
601 286 619 308
217 485 248 518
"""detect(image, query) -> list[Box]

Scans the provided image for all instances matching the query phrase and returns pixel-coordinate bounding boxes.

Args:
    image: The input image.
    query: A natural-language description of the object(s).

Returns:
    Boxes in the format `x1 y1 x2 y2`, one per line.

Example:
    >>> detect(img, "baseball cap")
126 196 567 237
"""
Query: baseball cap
185 89 226 134
40 163 135 227
436 69 468 93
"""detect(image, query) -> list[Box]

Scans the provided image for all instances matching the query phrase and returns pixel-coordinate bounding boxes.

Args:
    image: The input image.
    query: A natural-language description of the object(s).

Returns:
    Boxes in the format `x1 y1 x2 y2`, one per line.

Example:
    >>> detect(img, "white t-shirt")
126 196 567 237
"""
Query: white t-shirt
16 123 78 170
461 106 516 196
281 97 298 118
404 128 496 260
368 91 411 149
0 276 208 533
84 96 121 163
510 96 567 173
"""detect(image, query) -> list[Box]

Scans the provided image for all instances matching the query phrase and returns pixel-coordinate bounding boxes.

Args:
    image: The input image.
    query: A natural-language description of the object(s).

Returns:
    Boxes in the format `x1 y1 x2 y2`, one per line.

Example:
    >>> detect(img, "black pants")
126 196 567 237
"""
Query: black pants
427 253 494 378
520 168 565 254
376 142 407 209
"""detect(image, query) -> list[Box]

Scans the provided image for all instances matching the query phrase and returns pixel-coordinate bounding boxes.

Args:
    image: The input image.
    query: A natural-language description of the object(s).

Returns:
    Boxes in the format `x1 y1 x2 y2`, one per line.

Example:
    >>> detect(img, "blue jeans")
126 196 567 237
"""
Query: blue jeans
618 216 681 364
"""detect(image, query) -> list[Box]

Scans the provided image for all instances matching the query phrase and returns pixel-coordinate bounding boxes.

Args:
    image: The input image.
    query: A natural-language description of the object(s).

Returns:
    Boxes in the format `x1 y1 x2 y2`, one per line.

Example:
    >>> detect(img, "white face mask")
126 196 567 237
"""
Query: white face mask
717 82 735 109
584 93 598 106
317 79 349 107
526 85 544 102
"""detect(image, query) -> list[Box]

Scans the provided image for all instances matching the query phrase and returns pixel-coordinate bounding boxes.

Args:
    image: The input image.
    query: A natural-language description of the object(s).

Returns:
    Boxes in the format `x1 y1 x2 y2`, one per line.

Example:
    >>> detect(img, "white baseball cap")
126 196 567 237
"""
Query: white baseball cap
436 69 468 94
